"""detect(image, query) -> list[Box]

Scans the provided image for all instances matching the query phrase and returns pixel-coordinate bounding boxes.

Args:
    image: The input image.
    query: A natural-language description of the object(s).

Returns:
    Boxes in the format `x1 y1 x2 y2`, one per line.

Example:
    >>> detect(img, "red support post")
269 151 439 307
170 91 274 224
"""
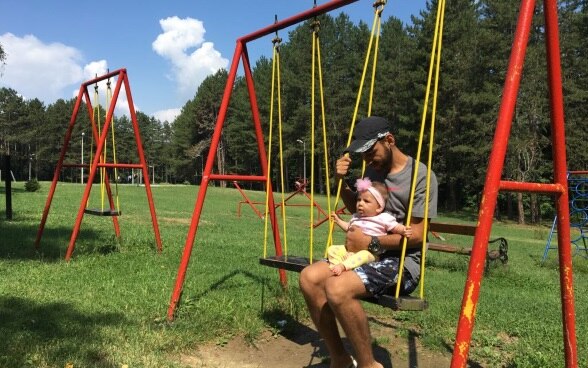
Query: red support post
167 42 246 320
451 0 536 365
544 0 577 365
451 0 578 366
166 1 361 320
123 71 163 253
35 85 86 248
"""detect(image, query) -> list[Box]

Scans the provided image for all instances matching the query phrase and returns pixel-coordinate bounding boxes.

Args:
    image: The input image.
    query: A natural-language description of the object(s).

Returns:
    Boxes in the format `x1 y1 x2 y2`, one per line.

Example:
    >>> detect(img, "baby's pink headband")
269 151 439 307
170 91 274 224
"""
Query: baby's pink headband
355 178 385 208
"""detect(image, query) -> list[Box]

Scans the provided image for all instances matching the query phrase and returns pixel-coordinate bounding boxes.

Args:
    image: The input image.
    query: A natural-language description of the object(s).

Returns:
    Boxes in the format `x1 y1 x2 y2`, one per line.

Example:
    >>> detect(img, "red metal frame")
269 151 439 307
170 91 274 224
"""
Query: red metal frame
233 179 333 226
233 181 265 219
451 0 577 366
167 0 359 320
35 69 163 260
165 2 578 366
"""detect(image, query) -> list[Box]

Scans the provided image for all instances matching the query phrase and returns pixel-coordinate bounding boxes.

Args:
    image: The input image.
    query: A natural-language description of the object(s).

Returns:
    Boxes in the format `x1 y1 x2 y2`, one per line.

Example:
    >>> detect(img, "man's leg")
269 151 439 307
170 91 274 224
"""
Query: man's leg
325 271 383 368
299 262 355 368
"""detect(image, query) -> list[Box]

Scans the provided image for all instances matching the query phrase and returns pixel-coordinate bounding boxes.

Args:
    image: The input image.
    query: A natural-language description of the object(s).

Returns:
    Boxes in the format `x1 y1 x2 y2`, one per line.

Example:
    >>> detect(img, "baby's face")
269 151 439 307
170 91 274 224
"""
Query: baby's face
356 190 382 217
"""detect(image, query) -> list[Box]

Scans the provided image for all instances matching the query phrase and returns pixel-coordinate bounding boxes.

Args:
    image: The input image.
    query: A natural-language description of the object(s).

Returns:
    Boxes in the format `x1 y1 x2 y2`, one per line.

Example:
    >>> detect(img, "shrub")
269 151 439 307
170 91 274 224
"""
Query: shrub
25 179 40 192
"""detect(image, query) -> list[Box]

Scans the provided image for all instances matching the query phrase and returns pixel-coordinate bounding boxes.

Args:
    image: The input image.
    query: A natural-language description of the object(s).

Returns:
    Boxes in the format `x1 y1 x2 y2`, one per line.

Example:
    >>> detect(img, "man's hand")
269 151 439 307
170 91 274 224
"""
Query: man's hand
345 225 370 252
335 155 352 181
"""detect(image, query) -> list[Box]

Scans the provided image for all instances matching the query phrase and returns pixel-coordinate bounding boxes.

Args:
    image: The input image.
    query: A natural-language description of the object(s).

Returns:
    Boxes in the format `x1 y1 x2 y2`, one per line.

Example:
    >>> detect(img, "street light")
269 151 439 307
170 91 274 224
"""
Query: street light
28 153 35 181
81 132 85 184
296 139 306 181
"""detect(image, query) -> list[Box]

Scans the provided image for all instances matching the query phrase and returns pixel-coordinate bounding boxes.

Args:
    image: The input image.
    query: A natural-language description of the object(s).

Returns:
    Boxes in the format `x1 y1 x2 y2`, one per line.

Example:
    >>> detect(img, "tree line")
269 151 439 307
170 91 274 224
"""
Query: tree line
1 0 587 224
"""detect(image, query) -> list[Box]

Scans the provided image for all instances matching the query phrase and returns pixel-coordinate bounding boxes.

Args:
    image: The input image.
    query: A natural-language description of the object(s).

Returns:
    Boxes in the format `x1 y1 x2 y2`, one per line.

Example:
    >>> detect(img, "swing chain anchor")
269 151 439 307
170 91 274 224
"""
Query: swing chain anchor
373 0 387 15
311 19 321 33
272 14 282 46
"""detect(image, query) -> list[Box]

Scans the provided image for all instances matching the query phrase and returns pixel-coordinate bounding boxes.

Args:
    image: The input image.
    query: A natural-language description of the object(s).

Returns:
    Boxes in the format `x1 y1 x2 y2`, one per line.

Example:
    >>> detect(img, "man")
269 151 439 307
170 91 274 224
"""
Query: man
299 116 438 368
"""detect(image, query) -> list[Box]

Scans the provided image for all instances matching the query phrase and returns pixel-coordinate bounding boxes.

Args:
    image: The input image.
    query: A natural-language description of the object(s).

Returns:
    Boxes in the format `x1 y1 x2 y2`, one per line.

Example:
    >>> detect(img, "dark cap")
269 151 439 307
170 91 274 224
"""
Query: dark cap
344 116 393 153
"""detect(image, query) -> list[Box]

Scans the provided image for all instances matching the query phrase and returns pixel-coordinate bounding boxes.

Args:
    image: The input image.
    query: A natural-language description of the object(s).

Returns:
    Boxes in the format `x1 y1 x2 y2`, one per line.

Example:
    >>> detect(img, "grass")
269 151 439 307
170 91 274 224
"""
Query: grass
0 181 586 367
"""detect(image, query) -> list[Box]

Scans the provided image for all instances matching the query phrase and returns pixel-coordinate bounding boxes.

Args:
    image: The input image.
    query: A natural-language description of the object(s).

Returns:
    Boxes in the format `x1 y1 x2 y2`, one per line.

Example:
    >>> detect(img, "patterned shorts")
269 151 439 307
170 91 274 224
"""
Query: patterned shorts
354 257 419 297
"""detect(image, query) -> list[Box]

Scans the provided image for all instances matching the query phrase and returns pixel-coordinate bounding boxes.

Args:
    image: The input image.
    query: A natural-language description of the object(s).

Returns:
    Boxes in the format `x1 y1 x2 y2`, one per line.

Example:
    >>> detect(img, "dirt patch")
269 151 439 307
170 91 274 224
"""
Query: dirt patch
179 318 452 368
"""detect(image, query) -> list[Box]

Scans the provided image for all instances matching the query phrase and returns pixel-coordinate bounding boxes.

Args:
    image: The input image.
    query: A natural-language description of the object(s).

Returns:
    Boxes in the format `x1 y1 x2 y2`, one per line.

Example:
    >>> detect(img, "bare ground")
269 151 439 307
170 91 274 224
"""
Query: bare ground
178 317 453 368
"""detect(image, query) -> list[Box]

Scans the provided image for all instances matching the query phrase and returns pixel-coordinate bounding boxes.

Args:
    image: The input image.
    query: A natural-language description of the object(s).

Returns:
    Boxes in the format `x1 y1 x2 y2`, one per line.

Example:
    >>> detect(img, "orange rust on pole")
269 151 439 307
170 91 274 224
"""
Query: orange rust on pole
451 0 578 366
451 0 537 366
544 0 578 365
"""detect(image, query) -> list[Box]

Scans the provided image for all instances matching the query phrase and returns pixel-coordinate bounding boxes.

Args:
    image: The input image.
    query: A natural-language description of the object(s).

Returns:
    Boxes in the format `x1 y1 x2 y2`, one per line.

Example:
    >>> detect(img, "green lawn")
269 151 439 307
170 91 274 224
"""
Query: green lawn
0 181 586 367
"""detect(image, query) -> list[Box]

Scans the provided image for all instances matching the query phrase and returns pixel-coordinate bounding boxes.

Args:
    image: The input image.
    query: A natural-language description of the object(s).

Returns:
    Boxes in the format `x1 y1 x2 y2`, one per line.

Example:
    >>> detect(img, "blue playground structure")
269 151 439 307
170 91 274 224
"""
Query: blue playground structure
543 171 588 261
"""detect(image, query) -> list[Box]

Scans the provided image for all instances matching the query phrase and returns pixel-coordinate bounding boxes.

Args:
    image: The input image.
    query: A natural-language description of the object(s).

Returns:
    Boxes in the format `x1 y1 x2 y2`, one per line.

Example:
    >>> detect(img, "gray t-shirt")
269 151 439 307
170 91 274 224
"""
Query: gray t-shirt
365 156 438 280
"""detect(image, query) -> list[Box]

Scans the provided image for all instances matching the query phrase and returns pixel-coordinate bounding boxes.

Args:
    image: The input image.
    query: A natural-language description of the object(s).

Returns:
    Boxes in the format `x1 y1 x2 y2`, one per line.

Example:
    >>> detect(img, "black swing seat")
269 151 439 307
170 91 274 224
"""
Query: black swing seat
259 255 428 311
84 208 121 216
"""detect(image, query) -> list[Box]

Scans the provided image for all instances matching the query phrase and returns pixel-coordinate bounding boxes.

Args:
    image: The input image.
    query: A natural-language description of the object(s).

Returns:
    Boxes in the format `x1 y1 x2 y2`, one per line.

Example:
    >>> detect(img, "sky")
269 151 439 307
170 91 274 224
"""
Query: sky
0 0 426 124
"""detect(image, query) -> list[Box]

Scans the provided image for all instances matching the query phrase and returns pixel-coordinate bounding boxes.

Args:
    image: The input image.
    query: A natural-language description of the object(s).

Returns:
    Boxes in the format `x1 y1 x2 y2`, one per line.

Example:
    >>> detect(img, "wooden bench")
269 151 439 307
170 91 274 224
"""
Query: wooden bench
427 222 508 272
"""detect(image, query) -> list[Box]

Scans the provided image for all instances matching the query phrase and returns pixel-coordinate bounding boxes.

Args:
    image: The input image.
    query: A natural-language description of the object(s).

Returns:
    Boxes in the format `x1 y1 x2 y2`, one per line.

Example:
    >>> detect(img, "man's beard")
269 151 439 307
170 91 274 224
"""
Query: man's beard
371 147 392 172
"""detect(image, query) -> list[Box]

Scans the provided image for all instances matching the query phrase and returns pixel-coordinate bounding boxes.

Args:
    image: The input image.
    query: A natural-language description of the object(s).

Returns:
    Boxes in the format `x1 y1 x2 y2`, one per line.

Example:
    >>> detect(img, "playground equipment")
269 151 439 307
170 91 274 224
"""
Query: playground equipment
35 69 162 260
166 1 578 367
543 170 588 261
234 179 336 227
258 0 440 312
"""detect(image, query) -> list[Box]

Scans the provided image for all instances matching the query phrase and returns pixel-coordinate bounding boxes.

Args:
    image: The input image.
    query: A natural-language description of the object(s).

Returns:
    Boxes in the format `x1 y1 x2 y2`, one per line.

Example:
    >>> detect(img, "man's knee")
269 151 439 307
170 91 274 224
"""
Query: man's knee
299 263 324 292
324 277 354 307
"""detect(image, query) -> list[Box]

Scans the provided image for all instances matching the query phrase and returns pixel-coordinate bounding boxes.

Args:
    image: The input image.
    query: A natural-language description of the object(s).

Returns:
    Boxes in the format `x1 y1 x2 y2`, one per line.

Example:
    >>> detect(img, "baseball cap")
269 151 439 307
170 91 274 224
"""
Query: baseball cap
344 116 393 153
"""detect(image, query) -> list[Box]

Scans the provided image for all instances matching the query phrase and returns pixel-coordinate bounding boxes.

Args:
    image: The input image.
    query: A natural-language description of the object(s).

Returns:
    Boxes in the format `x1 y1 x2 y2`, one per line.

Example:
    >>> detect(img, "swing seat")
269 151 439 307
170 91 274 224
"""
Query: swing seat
259 255 428 311
260 255 312 272
84 208 121 216
365 293 428 311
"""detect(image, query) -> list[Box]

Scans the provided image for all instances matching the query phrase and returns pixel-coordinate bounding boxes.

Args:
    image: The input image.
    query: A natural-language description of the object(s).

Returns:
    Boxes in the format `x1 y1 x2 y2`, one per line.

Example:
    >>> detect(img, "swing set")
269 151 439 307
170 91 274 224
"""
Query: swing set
234 178 338 228
165 0 578 366
35 69 163 261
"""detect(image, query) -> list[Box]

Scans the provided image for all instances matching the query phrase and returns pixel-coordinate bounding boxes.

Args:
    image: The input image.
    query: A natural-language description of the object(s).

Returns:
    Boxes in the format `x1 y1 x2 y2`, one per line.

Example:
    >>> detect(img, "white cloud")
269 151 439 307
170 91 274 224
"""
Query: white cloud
152 16 228 99
153 108 181 124
0 33 84 101
0 33 135 117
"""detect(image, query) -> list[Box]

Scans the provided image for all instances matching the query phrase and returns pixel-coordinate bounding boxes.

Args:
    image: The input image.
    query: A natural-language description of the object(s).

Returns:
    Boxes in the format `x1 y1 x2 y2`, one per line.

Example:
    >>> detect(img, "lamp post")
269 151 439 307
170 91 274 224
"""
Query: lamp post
297 139 306 180
81 132 85 184
28 153 34 181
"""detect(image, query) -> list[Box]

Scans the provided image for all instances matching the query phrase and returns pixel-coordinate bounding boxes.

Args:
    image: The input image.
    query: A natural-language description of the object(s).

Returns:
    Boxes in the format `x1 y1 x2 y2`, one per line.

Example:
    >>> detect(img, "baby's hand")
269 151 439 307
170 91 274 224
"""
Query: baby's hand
331 264 346 276
330 212 340 221
404 226 413 238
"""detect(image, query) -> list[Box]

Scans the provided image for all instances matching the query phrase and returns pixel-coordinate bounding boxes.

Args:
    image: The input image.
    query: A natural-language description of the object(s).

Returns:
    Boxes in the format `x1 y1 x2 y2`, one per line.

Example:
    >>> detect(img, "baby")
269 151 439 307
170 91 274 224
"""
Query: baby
329 178 412 275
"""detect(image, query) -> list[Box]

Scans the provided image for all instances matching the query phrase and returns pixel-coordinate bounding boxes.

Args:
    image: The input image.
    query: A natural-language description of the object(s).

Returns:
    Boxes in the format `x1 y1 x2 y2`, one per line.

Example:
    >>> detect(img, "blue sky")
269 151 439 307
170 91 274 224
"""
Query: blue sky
0 0 426 123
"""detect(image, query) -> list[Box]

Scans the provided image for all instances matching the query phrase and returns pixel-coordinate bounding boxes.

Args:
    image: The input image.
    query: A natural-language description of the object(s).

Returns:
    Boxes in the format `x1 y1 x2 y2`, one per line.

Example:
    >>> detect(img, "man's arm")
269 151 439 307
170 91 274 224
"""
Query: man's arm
345 217 427 253
335 155 357 213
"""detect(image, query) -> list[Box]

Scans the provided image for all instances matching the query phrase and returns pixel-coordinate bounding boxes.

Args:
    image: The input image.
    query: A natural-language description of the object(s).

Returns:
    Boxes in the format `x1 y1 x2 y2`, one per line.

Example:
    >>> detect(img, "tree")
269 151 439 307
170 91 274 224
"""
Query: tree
560 0 588 171
0 42 6 76
169 70 228 184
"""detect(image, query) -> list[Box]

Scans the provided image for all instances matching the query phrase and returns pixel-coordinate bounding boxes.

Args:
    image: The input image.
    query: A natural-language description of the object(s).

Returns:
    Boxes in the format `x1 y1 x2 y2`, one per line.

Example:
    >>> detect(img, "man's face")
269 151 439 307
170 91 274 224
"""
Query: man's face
361 137 392 171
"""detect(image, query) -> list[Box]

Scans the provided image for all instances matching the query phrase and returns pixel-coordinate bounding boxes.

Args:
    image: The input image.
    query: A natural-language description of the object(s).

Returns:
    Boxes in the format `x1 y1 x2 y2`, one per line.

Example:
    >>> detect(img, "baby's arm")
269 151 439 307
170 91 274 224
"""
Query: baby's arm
392 224 412 238
331 212 350 232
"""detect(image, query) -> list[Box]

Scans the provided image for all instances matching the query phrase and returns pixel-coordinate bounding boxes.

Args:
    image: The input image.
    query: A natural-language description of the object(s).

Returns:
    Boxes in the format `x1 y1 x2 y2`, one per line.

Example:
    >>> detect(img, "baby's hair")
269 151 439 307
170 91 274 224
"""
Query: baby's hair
356 179 388 207
369 181 388 202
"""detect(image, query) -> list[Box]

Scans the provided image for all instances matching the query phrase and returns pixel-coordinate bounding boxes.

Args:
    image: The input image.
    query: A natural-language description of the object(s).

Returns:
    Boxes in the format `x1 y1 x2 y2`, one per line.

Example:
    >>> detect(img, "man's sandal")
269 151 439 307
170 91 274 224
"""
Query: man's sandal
345 356 358 368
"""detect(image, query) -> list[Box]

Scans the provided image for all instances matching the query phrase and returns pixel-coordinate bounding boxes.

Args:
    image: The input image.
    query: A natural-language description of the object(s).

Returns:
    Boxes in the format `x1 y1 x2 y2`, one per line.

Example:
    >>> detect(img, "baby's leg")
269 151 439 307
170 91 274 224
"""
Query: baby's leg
327 245 348 267
341 250 376 271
